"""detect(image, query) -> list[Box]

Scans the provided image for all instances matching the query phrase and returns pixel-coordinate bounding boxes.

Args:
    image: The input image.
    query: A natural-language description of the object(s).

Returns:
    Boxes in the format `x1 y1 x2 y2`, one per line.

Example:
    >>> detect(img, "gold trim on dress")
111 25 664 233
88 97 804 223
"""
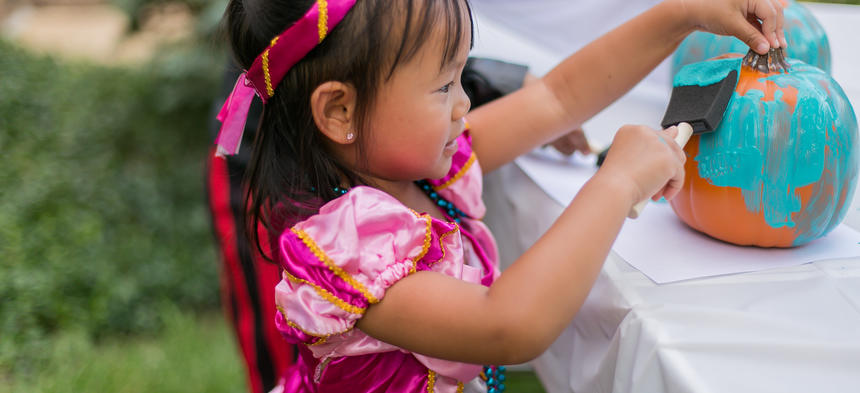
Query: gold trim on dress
434 152 476 191
291 227 380 304
426 370 436 392
409 213 433 273
429 224 460 266
283 269 366 315
275 305 357 346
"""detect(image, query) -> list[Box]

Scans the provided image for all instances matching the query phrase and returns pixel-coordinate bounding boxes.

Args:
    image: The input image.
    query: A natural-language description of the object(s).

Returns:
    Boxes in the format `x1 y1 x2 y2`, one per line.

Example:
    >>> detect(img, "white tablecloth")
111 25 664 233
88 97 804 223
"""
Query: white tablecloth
472 2 860 392
485 163 860 393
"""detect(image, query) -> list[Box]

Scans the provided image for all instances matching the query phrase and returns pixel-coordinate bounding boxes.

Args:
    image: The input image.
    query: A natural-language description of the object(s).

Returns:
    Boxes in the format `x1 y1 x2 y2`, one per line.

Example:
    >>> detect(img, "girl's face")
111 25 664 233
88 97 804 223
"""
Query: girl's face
362 12 472 183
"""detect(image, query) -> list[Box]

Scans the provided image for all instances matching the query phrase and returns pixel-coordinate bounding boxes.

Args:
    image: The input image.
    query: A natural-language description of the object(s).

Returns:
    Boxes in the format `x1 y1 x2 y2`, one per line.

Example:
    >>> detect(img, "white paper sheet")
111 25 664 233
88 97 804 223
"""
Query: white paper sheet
516 148 860 284
614 203 860 283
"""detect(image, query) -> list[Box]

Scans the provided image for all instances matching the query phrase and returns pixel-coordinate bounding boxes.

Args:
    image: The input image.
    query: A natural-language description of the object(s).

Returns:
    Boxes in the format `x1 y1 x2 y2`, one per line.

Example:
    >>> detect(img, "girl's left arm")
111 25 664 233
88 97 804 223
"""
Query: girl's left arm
467 0 786 173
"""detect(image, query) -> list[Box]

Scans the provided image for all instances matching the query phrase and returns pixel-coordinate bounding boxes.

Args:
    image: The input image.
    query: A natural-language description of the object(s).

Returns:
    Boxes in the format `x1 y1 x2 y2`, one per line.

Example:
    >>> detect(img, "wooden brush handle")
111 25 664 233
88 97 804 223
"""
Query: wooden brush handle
627 122 694 219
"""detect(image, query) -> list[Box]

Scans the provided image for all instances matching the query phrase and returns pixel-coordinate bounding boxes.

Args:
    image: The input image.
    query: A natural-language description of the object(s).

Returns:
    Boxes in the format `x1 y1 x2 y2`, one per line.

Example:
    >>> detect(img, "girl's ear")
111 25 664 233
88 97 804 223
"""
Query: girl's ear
311 81 358 144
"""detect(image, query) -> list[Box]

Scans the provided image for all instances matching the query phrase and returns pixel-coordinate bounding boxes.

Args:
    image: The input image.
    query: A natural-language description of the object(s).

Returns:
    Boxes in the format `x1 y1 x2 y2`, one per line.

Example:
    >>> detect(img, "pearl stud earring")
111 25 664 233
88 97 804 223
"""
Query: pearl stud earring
346 132 355 141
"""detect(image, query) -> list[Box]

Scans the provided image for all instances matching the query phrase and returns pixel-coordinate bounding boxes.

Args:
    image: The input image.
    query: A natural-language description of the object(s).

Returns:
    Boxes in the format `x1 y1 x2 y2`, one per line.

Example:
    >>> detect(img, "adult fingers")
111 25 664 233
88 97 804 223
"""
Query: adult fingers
549 135 576 155
549 129 590 156
569 129 591 154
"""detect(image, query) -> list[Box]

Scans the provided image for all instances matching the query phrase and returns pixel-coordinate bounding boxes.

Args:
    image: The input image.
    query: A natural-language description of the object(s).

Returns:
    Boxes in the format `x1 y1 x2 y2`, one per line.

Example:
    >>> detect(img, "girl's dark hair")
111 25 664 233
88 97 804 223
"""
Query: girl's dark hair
222 0 474 260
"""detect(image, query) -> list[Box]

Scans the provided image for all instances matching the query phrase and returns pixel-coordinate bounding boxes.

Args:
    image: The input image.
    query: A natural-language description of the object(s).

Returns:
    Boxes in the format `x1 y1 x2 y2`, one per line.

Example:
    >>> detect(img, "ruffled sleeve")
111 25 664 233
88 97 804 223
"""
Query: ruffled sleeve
273 186 435 345
425 130 486 219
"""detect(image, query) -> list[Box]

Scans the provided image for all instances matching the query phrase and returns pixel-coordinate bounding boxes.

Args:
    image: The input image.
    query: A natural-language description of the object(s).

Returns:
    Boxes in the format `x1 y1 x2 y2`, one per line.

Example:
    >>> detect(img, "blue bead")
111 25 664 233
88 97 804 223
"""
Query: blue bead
488 388 498 393
454 218 461 224
487 377 495 385
498 383 505 391
498 374 506 382
498 366 506 372
429 192 438 199
437 200 447 207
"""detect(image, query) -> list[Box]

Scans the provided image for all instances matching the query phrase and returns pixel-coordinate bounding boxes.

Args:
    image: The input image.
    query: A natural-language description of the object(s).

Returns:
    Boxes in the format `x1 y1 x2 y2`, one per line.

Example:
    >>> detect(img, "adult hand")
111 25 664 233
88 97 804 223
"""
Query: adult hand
548 128 592 156
523 72 593 156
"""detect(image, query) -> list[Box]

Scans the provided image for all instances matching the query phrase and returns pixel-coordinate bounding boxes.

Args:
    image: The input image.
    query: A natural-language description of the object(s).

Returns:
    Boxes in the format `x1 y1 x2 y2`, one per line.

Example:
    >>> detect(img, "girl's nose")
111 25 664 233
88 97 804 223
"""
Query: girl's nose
452 83 471 121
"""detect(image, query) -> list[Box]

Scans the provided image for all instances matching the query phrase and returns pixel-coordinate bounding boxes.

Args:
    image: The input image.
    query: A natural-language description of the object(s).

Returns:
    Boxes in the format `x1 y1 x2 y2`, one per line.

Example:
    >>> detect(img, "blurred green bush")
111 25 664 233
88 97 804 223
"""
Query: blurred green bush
0 38 223 373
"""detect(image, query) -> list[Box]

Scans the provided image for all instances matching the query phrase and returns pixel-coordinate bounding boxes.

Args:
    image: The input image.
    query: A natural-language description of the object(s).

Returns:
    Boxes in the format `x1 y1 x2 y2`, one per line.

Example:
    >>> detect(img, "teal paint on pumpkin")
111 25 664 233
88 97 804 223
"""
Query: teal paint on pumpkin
775 62 860 245
672 33 748 77
673 58 741 87
685 59 858 245
697 88 805 229
782 3 831 74
671 0 831 76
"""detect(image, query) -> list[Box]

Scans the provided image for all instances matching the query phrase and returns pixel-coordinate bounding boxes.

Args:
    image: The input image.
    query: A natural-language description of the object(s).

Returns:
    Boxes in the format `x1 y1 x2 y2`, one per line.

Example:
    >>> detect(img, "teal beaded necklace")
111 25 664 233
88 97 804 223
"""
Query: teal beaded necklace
414 180 470 224
482 365 507 393
331 180 471 224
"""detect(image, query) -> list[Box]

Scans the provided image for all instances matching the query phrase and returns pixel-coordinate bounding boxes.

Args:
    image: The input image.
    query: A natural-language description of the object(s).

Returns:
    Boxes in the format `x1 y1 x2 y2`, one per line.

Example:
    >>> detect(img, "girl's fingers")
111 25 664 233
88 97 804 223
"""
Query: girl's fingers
772 0 786 48
662 176 684 201
663 125 679 140
778 28 788 49
770 0 788 47
731 14 770 54
660 163 686 201
754 0 780 48
660 126 687 163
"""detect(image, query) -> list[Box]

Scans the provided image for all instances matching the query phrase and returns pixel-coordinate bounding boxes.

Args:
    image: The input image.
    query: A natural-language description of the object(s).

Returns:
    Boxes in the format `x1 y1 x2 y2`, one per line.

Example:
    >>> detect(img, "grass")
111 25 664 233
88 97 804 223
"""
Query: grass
0 308 245 393
0 310 548 393
506 371 548 393
0 308 546 392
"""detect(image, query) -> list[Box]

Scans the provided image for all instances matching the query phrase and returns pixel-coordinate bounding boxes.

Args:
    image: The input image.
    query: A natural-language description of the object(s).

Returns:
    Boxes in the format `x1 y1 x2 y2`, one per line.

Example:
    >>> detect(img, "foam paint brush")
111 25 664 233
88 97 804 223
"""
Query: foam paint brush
625 65 739 218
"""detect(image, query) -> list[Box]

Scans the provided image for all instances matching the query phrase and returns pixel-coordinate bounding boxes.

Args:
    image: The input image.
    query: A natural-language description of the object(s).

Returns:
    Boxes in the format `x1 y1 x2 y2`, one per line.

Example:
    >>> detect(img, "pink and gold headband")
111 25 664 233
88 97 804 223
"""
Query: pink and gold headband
215 0 358 157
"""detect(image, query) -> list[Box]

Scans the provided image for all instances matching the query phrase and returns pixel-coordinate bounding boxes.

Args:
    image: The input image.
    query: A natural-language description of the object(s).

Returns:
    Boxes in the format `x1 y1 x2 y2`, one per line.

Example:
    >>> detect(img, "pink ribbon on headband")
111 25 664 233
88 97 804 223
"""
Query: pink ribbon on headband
215 0 358 157
215 74 256 157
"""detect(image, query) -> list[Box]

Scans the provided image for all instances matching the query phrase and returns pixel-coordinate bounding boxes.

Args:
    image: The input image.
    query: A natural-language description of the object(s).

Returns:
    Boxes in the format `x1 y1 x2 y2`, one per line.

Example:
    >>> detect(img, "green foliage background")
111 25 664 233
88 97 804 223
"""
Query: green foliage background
0 37 223 373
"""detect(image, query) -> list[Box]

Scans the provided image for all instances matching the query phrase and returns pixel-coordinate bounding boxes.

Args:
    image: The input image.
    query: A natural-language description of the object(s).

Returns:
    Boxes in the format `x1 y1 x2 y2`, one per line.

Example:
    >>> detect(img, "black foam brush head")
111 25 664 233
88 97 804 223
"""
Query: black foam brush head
661 69 739 134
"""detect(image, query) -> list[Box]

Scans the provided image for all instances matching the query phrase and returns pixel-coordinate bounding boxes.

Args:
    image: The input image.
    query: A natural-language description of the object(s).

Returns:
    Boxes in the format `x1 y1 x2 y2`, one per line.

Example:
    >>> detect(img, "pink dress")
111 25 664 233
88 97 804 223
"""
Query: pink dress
272 132 501 392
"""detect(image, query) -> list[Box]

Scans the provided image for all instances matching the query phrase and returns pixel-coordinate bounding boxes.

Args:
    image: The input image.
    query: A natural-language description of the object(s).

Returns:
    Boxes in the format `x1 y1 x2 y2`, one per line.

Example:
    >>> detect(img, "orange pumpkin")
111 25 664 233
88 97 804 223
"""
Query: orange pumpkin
669 50 858 247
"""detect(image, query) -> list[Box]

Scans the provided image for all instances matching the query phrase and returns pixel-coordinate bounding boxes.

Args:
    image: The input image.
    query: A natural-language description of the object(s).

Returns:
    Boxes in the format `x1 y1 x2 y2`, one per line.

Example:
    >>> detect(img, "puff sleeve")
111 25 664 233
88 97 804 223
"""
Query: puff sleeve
273 186 440 346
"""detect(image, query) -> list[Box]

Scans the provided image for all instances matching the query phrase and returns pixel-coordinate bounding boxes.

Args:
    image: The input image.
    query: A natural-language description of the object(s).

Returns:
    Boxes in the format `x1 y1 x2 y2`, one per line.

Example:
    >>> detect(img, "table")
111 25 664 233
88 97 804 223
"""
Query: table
472 2 860 392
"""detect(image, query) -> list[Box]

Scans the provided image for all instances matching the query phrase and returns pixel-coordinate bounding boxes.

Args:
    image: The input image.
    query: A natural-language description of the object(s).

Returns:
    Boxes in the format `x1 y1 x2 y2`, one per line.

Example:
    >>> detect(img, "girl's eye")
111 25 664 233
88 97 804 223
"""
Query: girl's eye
439 81 454 93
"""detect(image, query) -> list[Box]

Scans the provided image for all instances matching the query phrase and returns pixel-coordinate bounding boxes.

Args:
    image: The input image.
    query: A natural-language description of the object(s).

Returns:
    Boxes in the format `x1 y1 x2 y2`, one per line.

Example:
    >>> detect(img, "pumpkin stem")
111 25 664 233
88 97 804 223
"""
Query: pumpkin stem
743 48 790 74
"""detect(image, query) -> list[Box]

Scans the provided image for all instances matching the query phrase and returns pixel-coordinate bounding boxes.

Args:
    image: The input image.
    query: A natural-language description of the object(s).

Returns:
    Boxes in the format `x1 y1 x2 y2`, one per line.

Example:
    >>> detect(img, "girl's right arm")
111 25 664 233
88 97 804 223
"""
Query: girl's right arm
466 0 785 174
357 124 686 365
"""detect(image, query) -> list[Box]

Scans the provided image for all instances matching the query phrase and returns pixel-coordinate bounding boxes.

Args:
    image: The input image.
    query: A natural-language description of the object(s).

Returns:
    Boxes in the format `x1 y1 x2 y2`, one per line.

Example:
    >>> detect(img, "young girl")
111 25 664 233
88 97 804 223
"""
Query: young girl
215 0 786 391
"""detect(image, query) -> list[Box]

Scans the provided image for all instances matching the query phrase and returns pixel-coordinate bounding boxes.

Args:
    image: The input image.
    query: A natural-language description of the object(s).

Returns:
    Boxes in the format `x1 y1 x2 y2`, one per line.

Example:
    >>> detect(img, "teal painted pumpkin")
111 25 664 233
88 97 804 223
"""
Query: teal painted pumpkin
669 50 858 247
671 0 831 76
